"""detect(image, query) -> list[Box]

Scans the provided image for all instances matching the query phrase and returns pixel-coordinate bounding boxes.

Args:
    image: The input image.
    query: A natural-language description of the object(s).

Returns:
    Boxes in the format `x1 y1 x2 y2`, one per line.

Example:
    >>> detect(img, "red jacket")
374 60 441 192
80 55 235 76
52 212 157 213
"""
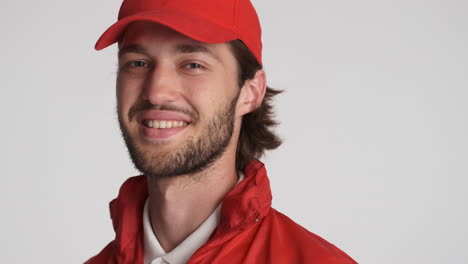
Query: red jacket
86 161 357 264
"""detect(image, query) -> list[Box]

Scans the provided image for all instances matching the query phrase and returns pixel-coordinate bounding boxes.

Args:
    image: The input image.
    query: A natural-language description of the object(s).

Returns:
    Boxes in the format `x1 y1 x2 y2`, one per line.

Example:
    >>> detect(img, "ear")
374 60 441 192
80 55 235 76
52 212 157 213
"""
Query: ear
236 70 267 117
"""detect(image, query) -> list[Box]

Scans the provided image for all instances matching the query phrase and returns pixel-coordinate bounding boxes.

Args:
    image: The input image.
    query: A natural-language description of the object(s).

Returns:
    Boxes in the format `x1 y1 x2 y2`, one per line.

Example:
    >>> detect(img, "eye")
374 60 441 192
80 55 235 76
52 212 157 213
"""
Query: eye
119 60 151 73
184 62 203 69
128 61 149 68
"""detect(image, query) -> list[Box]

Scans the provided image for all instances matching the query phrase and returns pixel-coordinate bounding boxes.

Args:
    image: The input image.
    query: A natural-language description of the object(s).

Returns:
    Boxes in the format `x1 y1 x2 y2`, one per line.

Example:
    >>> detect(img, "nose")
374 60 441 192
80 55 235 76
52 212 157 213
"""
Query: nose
142 63 179 105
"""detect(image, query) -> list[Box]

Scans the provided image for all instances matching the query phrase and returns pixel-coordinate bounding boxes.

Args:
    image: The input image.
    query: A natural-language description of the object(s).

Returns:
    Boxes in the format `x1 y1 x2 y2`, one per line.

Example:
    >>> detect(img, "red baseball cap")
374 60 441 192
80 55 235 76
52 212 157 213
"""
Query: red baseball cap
95 0 263 64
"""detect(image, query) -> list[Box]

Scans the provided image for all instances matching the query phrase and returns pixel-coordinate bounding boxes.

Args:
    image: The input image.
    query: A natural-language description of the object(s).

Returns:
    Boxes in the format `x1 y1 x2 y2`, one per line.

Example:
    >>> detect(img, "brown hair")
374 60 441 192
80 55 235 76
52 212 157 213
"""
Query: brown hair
228 40 283 170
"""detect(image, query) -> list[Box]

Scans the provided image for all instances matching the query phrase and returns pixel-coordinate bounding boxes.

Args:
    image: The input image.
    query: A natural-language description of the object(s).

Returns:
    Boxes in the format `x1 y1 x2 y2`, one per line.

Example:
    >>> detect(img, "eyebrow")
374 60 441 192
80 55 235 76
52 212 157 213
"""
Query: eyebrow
118 44 148 58
176 43 221 62
118 43 221 62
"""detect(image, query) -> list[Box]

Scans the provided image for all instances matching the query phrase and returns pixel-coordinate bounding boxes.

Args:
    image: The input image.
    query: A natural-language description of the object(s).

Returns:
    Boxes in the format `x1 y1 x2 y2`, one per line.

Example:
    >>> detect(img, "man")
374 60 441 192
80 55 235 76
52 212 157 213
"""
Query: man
87 0 357 263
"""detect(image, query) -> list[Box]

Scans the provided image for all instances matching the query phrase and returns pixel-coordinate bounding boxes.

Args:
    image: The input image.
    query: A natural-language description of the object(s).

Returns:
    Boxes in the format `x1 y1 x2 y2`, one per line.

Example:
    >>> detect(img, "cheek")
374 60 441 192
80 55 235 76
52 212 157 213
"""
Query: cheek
181 70 238 100
182 76 239 125
180 76 220 115
116 76 142 118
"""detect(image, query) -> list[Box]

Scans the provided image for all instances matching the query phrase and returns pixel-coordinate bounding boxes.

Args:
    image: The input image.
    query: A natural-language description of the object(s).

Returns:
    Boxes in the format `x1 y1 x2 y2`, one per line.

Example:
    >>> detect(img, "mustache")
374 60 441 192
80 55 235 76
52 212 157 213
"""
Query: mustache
128 101 199 121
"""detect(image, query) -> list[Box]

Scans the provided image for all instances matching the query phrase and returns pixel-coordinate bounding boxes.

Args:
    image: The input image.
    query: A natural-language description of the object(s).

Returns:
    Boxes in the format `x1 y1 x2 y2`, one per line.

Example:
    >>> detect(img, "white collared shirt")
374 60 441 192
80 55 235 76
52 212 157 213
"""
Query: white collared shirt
143 173 244 264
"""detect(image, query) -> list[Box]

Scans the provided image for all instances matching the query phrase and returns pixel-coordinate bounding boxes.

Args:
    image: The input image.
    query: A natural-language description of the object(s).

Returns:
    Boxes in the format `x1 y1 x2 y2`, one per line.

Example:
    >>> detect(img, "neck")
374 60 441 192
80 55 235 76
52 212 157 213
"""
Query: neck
146 155 239 252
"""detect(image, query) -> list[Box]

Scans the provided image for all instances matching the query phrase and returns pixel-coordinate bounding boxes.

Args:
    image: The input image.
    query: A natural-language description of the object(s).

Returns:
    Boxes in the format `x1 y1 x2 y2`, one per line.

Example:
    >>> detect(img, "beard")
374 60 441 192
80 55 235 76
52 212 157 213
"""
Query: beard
118 94 238 179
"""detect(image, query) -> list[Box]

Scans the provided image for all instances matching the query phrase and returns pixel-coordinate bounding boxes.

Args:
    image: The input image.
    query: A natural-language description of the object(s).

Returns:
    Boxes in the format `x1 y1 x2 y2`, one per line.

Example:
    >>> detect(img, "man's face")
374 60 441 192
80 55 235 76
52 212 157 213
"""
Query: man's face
116 21 241 178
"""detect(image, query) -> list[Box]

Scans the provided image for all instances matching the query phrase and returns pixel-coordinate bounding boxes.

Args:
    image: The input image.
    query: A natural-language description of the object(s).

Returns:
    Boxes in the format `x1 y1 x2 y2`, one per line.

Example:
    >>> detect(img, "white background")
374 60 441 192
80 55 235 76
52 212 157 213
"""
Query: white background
2 0 467 263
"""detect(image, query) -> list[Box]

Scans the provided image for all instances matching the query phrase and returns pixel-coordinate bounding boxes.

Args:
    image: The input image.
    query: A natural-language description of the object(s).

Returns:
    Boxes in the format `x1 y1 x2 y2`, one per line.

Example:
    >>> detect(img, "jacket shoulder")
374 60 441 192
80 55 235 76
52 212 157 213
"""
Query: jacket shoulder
264 209 357 263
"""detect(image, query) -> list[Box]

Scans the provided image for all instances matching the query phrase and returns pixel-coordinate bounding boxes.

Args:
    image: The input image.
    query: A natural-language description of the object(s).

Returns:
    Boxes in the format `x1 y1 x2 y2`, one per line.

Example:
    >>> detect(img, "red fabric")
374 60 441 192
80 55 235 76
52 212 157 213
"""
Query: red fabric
85 160 357 264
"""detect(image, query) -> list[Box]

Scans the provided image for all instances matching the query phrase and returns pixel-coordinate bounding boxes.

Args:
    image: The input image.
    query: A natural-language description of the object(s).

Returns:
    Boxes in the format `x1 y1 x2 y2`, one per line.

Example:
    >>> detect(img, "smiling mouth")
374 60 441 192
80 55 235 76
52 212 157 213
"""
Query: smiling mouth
143 120 189 129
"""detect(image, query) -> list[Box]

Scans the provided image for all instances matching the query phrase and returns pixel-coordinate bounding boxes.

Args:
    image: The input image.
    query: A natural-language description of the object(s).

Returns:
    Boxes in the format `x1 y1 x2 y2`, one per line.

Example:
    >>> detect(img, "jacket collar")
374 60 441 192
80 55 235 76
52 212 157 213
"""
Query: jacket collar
109 160 272 262
217 160 272 231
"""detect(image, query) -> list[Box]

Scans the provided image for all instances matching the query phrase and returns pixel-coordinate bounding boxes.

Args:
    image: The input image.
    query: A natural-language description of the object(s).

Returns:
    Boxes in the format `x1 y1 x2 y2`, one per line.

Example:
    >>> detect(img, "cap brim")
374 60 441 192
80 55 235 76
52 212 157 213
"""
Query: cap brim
95 9 239 50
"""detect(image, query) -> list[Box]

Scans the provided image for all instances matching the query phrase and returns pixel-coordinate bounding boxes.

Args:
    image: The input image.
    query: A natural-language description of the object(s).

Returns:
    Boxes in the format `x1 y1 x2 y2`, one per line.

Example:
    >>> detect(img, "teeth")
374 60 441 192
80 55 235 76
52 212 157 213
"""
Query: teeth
144 120 153 128
144 120 188 129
